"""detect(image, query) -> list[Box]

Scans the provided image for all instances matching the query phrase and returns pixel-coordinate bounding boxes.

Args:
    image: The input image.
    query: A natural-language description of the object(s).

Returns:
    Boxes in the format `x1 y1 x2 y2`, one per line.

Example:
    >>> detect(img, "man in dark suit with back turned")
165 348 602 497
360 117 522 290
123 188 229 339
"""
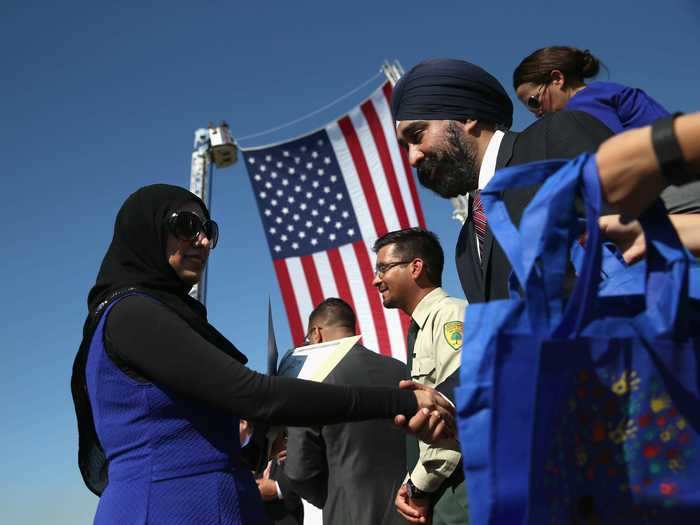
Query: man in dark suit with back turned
280 298 409 525
392 58 614 303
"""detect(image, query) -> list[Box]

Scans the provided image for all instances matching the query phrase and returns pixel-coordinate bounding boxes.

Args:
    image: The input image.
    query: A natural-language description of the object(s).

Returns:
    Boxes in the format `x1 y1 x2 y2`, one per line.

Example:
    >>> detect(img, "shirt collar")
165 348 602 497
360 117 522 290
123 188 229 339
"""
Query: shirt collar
476 130 505 191
411 287 447 329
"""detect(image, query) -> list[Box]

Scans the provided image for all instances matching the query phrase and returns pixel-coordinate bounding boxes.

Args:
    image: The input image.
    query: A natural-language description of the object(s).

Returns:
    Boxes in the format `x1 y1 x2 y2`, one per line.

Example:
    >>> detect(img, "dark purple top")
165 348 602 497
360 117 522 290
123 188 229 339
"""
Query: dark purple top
565 81 669 133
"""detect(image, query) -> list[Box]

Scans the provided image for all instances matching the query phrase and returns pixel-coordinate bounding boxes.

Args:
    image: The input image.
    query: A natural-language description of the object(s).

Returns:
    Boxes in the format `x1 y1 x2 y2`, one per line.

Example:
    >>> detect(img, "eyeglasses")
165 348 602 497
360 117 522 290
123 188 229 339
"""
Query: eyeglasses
526 83 548 110
166 211 219 249
374 259 413 278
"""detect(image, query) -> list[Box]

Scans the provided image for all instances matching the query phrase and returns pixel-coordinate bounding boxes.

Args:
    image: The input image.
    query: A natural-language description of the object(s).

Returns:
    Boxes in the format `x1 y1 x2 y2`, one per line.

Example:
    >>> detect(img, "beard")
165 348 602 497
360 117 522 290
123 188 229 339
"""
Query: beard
416 121 479 198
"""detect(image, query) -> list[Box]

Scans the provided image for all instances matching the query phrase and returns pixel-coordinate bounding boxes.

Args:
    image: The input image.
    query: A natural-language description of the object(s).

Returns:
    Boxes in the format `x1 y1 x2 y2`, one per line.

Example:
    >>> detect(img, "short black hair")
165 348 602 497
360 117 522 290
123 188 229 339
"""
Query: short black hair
308 297 356 332
372 228 444 286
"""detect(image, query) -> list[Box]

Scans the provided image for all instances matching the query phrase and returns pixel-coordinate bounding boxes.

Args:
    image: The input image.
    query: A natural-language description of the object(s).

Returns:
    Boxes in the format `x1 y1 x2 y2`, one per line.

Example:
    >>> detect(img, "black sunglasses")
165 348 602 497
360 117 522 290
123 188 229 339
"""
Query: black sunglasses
527 83 547 110
166 211 219 249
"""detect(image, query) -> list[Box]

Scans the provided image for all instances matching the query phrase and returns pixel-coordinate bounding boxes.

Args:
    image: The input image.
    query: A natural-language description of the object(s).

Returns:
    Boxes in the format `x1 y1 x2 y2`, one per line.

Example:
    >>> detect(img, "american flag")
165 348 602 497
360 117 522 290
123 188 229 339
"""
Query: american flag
242 81 426 362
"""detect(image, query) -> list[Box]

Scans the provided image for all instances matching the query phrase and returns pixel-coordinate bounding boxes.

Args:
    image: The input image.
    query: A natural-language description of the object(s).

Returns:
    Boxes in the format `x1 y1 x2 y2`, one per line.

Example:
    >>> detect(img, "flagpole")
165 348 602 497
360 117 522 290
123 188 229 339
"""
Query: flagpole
381 60 404 85
188 122 239 304
267 297 279 376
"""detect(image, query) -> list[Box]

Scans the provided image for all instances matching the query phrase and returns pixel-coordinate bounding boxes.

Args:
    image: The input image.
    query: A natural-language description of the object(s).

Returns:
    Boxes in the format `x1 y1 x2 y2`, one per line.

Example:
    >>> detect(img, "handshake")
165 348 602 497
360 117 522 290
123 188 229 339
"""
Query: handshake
397 380 456 444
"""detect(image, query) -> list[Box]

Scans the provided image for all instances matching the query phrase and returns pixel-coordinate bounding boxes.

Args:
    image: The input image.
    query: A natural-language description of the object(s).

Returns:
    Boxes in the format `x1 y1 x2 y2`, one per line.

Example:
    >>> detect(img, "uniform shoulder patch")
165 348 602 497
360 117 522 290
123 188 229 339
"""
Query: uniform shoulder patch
443 321 463 350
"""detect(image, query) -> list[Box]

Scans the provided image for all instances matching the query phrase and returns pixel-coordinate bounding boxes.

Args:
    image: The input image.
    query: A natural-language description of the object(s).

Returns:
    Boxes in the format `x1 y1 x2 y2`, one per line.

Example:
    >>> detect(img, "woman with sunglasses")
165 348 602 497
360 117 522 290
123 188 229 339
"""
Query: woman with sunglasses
71 184 453 525
513 46 668 133
513 45 700 247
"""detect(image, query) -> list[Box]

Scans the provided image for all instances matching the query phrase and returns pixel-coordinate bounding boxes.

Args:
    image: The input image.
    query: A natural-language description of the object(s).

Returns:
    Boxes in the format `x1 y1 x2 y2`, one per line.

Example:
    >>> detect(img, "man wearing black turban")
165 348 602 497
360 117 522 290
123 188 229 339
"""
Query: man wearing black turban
392 58 613 305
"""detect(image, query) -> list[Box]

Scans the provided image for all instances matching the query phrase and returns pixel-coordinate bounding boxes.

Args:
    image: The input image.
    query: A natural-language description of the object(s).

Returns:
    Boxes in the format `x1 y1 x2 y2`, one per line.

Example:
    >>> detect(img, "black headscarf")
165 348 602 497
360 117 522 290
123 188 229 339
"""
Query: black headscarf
71 184 246 495
391 58 513 128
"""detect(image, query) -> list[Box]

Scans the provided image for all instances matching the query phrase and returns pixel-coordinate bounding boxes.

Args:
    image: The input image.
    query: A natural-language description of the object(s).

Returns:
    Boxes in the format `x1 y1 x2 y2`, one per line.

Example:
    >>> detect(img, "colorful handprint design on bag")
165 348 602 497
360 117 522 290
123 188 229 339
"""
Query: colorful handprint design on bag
542 365 696 524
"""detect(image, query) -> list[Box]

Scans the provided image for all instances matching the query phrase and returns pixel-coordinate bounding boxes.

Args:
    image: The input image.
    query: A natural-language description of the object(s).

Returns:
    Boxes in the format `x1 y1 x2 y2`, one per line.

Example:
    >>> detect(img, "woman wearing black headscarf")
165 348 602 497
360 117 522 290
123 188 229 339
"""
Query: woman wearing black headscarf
71 184 452 524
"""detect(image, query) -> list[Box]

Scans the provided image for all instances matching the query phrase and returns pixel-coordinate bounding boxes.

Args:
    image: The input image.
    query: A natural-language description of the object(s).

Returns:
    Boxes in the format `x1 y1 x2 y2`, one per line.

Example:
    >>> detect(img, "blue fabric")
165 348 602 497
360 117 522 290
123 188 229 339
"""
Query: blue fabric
565 81 669 133
85 294 269 525
456 155 700 525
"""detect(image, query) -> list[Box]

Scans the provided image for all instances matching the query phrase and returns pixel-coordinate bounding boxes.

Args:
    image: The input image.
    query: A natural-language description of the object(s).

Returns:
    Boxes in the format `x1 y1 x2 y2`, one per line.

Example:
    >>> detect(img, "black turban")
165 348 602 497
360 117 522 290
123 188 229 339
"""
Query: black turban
391 58 513 129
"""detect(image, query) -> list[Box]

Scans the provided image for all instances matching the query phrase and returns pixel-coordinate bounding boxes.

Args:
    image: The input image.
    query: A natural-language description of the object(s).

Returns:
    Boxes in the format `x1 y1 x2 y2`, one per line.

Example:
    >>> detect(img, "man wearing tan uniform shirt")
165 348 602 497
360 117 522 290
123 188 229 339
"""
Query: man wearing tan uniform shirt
372 228 468 525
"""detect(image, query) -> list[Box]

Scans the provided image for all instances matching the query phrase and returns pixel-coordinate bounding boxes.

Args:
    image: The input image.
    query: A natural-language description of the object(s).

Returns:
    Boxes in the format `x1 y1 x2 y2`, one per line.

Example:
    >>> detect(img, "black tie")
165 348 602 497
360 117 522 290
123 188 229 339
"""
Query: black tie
405 319 421 474
406 319 419 371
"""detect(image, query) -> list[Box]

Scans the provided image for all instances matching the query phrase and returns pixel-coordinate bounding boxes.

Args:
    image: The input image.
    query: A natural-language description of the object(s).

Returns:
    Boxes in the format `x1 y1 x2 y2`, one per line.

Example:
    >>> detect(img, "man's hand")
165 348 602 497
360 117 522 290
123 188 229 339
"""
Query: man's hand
262 459 273 480
395 483 431 524
599 215 646 263
275 449 287 465
256 478 280 501
394 380 456 443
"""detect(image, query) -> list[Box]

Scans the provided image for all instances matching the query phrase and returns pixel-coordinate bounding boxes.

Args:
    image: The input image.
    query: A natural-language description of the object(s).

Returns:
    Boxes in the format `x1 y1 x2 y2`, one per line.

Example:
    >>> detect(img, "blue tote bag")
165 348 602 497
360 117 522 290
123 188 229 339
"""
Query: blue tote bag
528 161 700 524
457 155 590 525
456 154 700 525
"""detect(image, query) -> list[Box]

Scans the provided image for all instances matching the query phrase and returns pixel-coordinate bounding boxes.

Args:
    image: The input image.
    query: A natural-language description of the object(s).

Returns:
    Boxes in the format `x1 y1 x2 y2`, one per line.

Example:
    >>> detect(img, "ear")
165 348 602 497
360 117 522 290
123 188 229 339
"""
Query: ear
315 327 325 344
550 69 565 87
463 119 479 136
409 258 424 281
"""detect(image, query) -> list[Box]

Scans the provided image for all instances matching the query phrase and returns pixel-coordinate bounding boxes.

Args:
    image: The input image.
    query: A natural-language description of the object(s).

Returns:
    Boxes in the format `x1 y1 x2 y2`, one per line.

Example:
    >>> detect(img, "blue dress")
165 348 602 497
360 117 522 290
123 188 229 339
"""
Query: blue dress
565 81 668 133
85 295 270 524
565 81 700 213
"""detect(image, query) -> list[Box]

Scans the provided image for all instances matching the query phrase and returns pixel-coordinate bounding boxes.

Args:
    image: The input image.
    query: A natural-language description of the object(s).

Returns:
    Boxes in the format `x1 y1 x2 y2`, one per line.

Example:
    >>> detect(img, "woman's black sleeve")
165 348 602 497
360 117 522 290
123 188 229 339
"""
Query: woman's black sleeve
104 295 417 426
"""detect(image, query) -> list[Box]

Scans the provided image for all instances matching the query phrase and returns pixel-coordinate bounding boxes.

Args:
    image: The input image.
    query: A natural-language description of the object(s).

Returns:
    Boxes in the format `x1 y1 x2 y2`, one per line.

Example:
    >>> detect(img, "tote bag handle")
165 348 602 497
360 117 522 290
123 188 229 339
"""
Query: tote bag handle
552 157 692 338
482 156 590 329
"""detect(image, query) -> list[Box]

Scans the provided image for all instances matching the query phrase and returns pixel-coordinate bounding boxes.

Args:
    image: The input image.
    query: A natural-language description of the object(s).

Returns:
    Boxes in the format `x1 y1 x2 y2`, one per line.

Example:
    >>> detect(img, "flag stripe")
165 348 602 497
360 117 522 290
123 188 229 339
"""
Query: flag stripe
300 254 324 309
361 99 411 230
352 241 391 356
327 122 376 242
286 257 314 345
312 251 340 299
361 245 407 359
382 306 407 360
362 246 405 359
381 83 427 229
400 147 426 228
273 259 305 345
337 116 388 237
340 243 378 352
375 85 420 227
349 108 401 233
326 246 357 331
400 310 411 337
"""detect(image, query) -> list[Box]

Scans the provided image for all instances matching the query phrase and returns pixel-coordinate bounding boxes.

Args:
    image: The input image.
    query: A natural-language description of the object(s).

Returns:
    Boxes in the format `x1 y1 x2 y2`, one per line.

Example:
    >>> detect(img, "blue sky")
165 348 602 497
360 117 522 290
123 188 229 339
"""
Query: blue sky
2 1 699 522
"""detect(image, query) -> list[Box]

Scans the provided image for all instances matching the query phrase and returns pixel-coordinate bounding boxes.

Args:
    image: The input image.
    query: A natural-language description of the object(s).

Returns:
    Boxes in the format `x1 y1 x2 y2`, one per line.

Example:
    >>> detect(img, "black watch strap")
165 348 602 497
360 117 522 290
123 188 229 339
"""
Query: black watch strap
406 478 430 500
651 112 693 186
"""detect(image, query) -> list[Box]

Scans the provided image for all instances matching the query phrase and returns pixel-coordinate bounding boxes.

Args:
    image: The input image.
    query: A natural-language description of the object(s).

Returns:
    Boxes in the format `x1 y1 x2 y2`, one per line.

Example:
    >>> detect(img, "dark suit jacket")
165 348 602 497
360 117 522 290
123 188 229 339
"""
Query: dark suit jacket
280 344 409 525
456 110 614 303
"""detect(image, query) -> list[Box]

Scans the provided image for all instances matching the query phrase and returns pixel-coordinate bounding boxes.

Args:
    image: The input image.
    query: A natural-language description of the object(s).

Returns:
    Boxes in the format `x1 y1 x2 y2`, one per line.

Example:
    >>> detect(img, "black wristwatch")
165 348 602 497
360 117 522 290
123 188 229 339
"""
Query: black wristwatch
406 478 430 500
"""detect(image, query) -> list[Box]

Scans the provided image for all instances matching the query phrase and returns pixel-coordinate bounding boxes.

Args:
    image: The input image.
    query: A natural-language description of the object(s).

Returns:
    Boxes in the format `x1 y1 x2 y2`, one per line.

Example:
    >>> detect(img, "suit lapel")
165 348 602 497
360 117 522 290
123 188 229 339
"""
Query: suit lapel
456 213 484 302
495 131 517 169
466 207 484 290
482 224 495 281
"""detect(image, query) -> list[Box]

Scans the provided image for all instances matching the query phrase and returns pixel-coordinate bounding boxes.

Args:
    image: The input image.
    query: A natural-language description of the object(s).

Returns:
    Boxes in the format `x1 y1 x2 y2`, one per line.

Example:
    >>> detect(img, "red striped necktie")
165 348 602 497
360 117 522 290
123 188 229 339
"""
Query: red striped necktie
472 191 487 264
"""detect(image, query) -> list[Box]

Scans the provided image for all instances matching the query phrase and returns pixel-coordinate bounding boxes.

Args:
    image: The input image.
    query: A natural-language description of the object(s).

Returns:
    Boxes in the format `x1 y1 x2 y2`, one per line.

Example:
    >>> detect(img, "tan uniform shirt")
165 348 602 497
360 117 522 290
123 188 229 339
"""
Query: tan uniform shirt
408 287 466 493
